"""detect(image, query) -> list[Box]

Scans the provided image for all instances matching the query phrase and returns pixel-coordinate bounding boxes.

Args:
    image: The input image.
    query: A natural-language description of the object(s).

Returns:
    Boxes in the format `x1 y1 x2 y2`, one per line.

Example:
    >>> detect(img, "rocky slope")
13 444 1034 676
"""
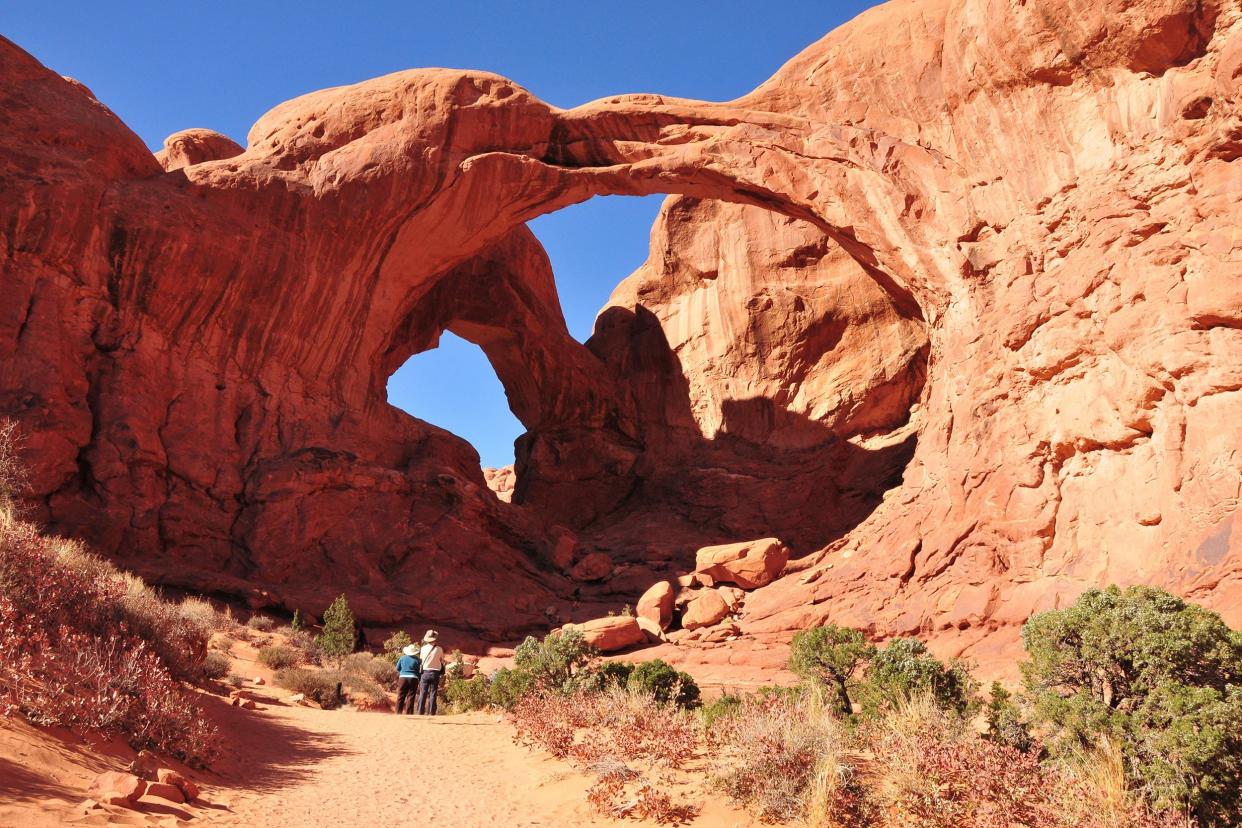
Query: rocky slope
1 0 1239 668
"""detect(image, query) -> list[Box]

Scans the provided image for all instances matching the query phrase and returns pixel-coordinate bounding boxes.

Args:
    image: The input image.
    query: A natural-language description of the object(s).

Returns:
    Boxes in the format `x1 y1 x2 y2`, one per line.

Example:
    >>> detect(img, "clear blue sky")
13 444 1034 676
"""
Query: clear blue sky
6 1 878 468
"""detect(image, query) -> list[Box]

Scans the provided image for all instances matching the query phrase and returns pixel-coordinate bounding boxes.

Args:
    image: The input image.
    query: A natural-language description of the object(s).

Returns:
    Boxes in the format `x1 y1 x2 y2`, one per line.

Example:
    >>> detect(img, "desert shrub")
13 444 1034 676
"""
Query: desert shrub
285 627 321 664
984 682 1033 752
179 596 224 631
1022 585 1242 824
274 667 343 709
0 419 29 518
382 630 413 664
789 624 875 715
510 686 700 820
258 645 301 670
0 518 219 766
583 660 634 693
343 652 397 690
316 594 356 668
445 674 491 712
290 608 303 631
343 674 388 707
626 659 701 709
710 687 863 824
226 674 245 688
513 628 593 691
246 614 275 632
701 693 744 733
201 651 231 680
489 667 534 710
857 637 978 717
863 695 1056 828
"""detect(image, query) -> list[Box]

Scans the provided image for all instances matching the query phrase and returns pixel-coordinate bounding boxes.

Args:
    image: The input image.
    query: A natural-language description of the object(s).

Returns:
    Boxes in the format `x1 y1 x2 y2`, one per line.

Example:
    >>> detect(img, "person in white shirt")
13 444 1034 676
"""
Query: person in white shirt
416 629 444 715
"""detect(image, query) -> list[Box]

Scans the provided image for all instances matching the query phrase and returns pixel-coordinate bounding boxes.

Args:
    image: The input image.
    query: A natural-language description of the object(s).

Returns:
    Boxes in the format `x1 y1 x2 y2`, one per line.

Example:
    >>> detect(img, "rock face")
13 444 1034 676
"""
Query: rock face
695 538 790 589
1 0 1240 670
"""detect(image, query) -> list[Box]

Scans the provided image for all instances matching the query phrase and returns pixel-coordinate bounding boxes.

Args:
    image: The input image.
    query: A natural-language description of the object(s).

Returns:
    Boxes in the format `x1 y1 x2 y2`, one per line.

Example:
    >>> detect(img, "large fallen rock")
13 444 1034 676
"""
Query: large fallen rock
694 538 790 589
156 769 199 801
566 617 645 652
570 552 613 583
636 581 675 630
681 590 731 630
88 772 146 807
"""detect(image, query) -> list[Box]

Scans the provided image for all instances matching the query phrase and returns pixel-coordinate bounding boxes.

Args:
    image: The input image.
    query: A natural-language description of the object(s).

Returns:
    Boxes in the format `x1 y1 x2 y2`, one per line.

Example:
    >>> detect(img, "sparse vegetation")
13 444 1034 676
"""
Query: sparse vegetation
257 644 301 670
246 614 276 632
382 630 413 664
202 650 231 680
274 667 344 710
0 428 220 766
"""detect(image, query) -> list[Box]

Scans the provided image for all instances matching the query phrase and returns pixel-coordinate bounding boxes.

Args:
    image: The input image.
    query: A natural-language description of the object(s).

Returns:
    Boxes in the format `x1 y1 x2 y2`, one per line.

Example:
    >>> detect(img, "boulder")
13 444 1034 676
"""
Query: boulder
566 617 645 652
547 530 577 571
681 590 731 630
635 615 666 642
128 749 160 781
694 538 790 589
569 552 613 583
718 586 745 610
156 769 199 801
143 781 185 804
88 772 146 807
636 581 675 630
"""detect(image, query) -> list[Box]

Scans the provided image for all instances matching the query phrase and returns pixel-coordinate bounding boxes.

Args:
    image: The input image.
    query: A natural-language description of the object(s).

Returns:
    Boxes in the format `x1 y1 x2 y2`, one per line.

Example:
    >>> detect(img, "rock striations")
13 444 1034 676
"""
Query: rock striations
1 0 1239 671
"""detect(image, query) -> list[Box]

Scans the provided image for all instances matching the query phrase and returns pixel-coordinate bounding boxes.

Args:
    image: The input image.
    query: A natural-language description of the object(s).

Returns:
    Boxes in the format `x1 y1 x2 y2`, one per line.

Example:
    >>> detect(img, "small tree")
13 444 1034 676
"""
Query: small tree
290 609 302 632
513 628 593 691
1022 585 1242 824
788 624 875 715
316 594 356 668
857 637 978 716
626 659 701 709
382 630 413 665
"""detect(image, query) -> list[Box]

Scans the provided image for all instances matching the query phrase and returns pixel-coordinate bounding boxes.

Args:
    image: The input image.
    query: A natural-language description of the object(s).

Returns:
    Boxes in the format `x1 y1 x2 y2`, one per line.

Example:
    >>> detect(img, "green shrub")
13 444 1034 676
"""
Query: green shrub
382 630 413 665
445 674 492 712
257 645 300 670
857 637 977 716
513 628 593 691
274 667 343 710
246 615 275 632
701 693 744 732
290 608 302 631
201 651 230 681
984 682 1032 752
490 667 534 710
626 659 701 709
788 624 874 714
316 594 356 668
584 660 634 692
1022 585 1242 824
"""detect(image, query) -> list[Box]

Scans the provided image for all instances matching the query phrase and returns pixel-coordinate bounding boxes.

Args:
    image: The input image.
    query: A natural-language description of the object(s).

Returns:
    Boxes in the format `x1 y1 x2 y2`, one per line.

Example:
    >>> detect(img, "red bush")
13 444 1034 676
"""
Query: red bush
0 520 219 766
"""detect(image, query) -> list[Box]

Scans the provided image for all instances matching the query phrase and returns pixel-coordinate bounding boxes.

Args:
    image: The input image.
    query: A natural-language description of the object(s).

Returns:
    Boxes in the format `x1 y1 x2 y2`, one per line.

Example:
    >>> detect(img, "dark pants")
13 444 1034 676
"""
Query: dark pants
396 676 419 714
416 669 441 715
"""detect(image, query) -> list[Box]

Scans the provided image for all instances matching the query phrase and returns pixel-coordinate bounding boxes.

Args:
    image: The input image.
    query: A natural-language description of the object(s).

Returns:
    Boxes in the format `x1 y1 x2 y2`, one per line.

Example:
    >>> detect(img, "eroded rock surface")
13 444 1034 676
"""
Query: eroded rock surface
1 0 1240 670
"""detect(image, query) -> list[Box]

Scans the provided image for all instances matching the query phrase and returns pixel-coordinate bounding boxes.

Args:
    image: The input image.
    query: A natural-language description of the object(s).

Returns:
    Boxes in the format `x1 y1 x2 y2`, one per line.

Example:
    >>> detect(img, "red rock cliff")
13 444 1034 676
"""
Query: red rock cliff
1 0 1239 666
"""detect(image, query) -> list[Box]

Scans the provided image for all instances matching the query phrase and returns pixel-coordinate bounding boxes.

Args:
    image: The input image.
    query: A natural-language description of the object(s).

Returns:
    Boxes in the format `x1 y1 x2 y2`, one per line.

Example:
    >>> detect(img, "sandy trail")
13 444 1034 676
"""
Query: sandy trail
1 686 756 828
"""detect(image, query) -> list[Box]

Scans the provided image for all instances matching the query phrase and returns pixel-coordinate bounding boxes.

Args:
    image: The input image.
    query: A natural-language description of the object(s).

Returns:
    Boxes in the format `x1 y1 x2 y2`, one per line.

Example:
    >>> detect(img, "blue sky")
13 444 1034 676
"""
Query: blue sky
6 1 878 467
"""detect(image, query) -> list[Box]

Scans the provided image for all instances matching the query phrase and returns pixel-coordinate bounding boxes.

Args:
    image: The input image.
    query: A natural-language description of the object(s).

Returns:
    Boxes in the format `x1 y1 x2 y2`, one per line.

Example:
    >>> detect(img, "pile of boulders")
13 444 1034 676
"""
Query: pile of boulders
84 750 201 811
563 537 790 653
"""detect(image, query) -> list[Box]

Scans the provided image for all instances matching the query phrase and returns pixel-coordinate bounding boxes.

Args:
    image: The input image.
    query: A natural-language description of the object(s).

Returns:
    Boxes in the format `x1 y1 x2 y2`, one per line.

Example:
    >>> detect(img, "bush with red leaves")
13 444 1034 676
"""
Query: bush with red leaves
510 686 699 823
0 519 219 767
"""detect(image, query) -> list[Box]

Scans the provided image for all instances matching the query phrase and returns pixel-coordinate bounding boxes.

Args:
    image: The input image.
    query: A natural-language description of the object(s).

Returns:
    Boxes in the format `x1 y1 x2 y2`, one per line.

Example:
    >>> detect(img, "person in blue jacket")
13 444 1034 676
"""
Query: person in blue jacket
394 643 421 714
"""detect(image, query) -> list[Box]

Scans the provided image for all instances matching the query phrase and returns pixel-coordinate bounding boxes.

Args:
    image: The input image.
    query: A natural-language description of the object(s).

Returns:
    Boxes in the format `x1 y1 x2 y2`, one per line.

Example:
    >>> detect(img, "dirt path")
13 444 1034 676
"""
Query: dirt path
1 688 757 828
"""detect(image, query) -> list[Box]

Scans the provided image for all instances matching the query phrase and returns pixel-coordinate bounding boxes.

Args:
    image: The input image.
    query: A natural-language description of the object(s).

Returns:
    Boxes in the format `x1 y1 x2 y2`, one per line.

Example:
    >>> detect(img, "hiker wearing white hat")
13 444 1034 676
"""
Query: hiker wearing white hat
394 642 421 715
416 630 444 715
